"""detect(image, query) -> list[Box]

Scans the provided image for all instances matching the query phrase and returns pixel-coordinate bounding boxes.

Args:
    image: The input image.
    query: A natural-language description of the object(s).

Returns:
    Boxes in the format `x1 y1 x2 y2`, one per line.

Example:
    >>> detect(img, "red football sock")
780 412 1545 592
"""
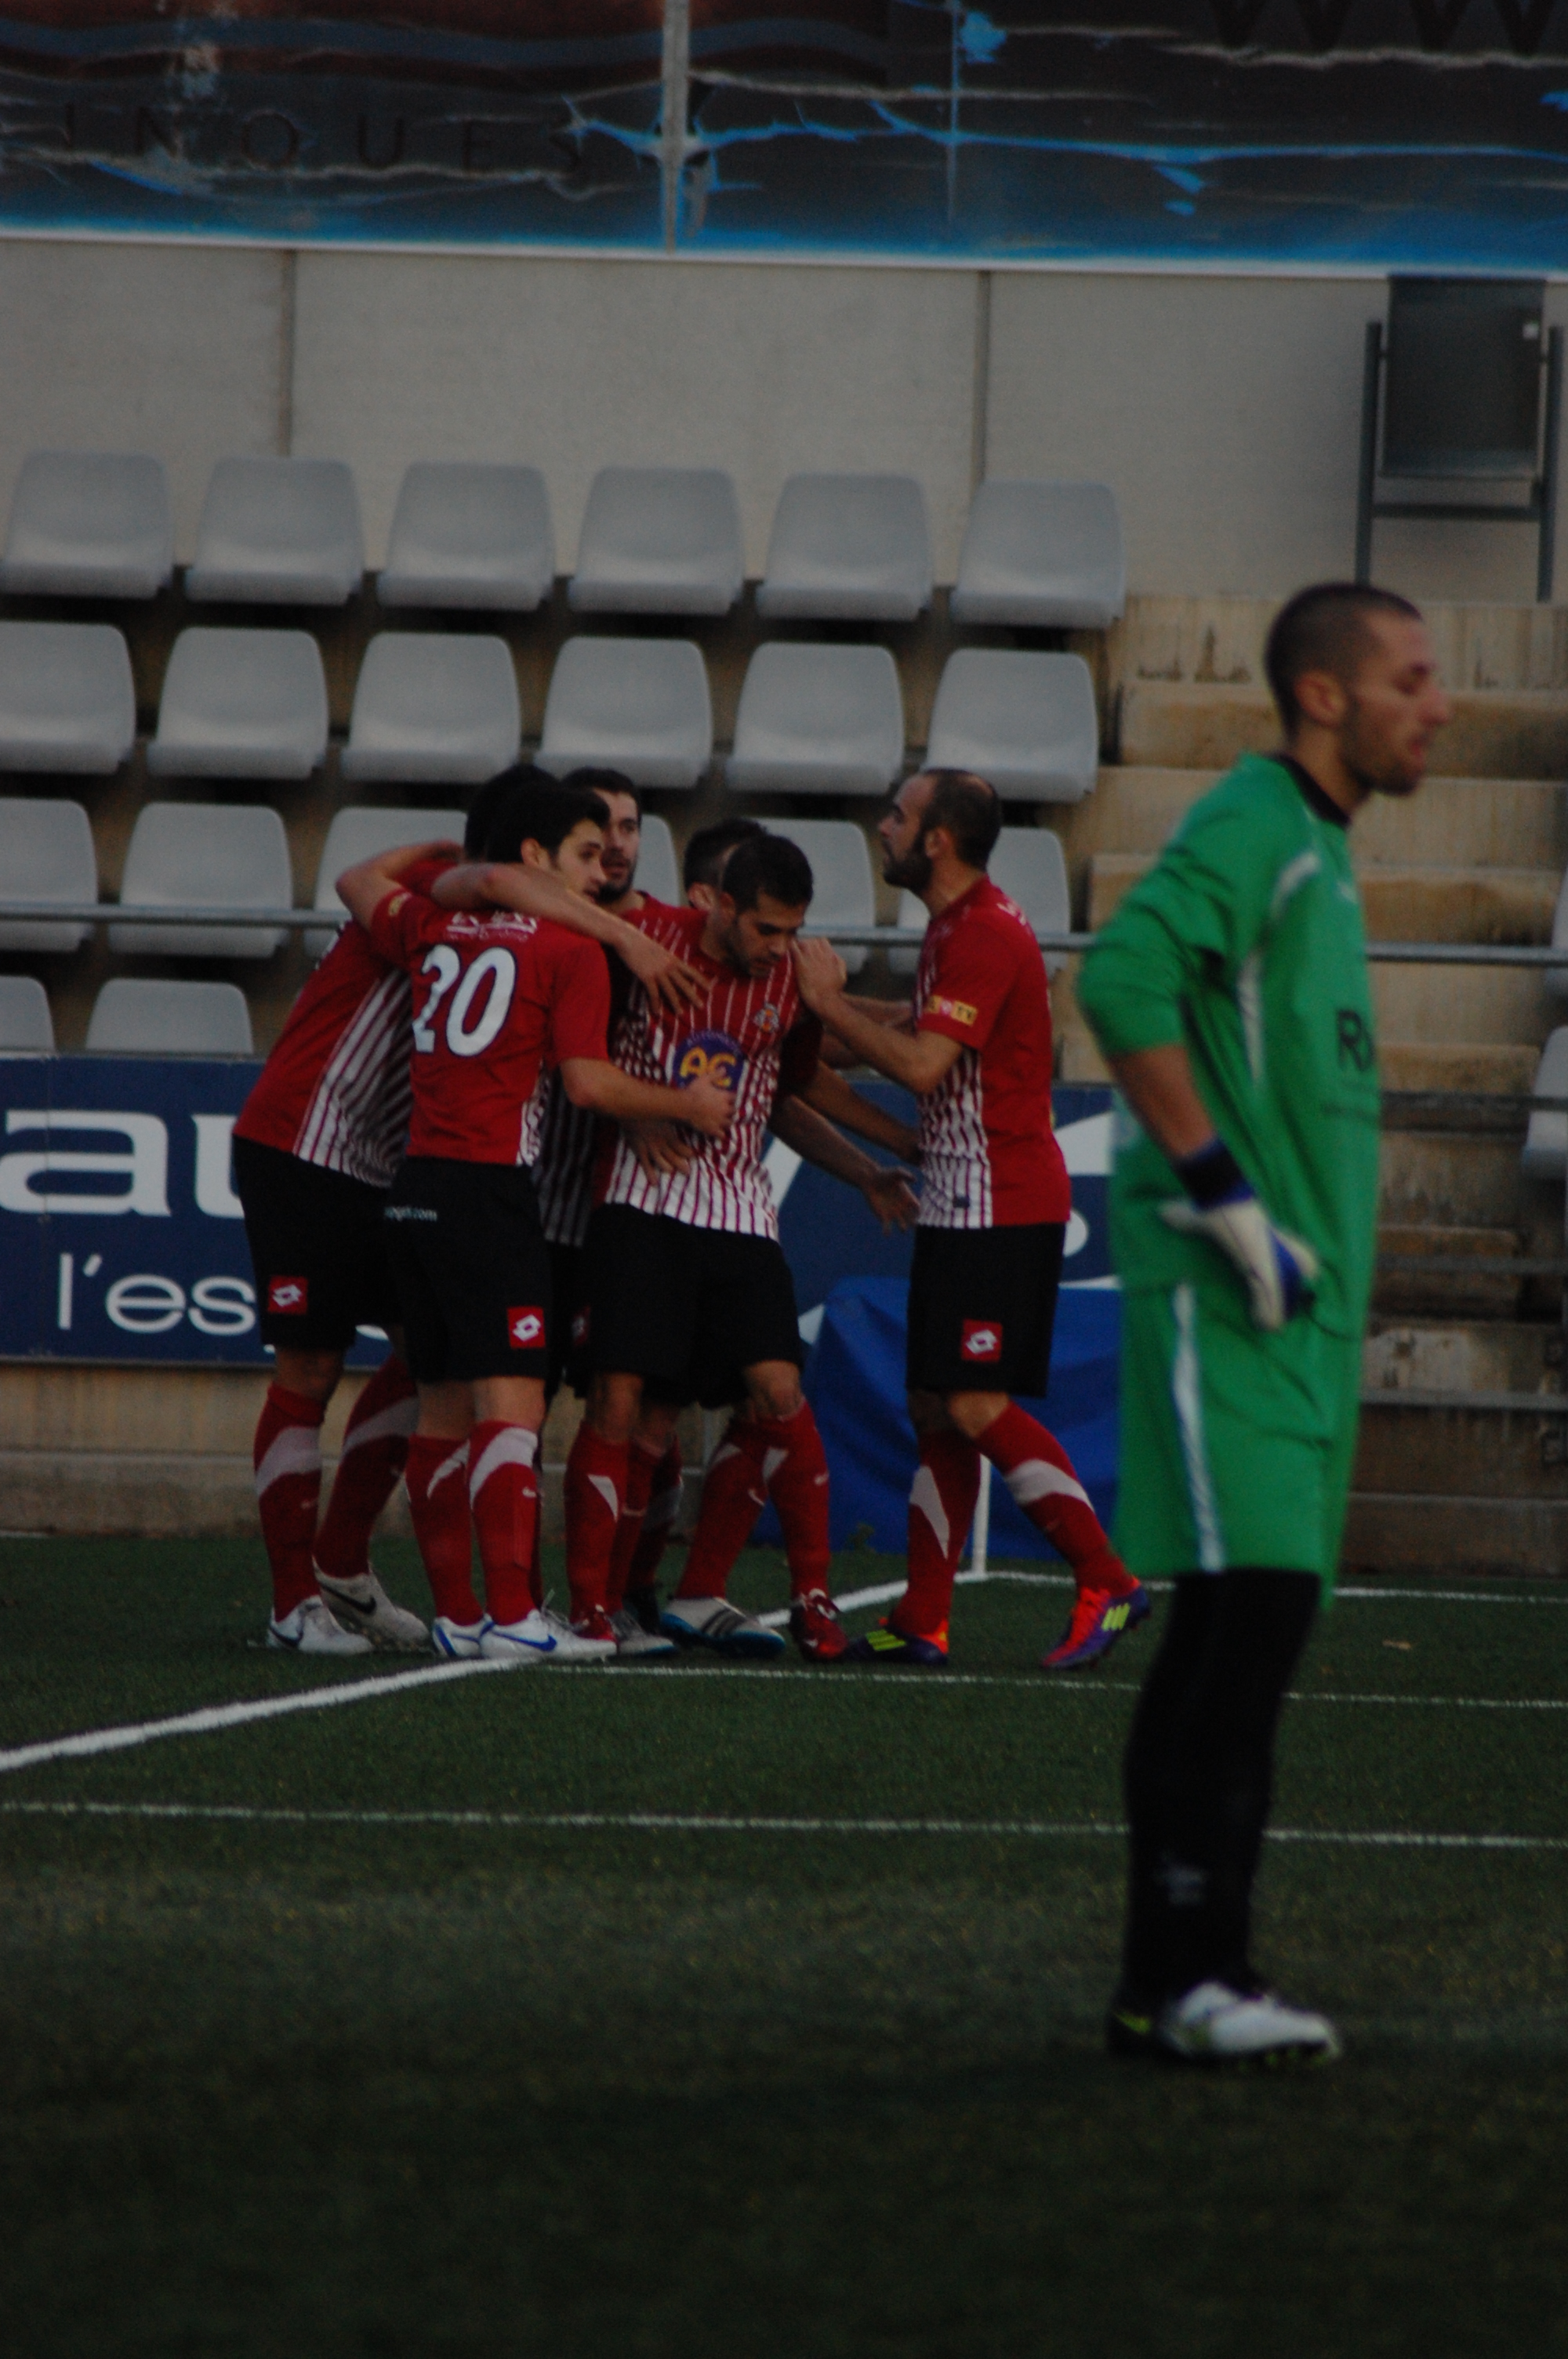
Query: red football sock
626 1438 683 1594
564 1424 628 1622
528 1493 544 1610
977 1402 1134 1597
468 1421 540 1627
254 1384 325 1620
755 1401 832 1598
898 1430 982 1641
405 1433 483 1626
314 1353 417 1580
677 1417 768 1598
607 1437 662 1614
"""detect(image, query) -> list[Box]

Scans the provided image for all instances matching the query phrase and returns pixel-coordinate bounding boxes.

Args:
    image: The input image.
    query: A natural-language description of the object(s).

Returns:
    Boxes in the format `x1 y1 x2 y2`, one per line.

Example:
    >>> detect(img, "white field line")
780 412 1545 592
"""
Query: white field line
0 1798 1563 1852
2 1565 1565 1783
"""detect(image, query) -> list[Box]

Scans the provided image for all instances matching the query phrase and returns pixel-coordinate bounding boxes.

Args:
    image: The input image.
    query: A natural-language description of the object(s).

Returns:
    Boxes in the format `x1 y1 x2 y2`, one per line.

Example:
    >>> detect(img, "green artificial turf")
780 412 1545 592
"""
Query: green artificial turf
1 1535 1564 2357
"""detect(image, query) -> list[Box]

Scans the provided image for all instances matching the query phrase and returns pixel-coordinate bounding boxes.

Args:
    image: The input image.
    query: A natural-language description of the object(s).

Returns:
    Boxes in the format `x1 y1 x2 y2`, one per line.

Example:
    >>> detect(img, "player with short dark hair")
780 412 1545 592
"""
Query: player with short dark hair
796 768 1147 1670
568 827 896 1661
335 791 733 1667
1077 583 1449 2064
684 816 764 903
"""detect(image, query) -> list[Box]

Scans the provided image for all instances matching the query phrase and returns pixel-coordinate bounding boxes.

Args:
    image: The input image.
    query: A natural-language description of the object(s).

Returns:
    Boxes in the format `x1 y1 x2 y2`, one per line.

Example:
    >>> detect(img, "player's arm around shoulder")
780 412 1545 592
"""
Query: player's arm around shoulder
335 845 457 954
1076 764 1302 1063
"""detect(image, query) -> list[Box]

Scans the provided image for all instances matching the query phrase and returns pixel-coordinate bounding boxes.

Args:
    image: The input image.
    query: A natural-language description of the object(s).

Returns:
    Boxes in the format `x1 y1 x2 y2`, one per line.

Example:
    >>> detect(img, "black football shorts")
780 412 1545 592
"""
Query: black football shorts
579 1204 803 1408
906 1222 1065 1398
233 1135 401 1353
383 1155 553 1384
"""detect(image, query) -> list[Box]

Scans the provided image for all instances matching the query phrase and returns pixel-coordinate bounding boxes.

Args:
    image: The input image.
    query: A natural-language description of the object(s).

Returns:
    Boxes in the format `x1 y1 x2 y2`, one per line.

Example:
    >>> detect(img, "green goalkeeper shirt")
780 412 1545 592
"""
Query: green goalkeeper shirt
1076 752 1381 1342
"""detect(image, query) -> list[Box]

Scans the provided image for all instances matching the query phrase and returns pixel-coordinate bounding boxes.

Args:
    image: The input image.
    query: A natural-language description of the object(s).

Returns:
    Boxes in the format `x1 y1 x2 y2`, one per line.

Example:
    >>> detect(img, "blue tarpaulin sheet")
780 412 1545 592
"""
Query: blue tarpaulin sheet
759 1275 1120 1565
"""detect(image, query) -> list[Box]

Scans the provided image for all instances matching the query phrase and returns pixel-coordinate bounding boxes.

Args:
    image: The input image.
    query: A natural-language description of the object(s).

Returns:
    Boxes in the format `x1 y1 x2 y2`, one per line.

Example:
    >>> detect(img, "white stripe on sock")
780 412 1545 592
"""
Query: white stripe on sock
909 1464 950 1558
254 1424 321 1498
1001 1458 1091 1514
468 1426 538 1504
339 1397 419 1456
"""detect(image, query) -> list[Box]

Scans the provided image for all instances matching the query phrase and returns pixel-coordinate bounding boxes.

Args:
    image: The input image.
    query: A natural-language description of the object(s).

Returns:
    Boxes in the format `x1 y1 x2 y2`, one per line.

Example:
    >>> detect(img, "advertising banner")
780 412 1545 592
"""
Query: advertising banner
0 1055 1113 1369
1 5 1566 270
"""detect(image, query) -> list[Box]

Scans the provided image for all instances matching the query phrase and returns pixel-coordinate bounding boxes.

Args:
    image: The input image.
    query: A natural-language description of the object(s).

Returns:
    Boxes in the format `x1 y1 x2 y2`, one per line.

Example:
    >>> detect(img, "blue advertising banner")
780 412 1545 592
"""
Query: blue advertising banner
2 6 1567 271
0 1056 1112 1369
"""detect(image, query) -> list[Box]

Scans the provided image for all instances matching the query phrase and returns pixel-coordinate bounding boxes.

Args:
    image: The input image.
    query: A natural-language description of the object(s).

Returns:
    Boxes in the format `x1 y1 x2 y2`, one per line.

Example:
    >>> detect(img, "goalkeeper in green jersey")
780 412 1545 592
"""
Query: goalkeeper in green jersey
1076 583 1450 2068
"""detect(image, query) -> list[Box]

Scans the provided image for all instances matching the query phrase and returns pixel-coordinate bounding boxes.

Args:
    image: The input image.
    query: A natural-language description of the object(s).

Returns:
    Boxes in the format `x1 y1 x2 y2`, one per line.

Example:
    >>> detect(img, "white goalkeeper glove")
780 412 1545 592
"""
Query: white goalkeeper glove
1159 1140 1319 1332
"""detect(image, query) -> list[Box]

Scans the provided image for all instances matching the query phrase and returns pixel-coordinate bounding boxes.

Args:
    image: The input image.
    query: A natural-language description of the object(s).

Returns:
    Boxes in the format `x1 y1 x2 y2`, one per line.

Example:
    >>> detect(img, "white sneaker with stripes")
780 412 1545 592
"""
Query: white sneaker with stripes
1156 1981 1341 2066
317 1568 429 1652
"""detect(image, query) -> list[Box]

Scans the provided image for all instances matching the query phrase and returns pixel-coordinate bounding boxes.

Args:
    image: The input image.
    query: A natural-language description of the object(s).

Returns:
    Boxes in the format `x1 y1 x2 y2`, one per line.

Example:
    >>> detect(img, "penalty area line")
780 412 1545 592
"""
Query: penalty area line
0 1800 1563 1852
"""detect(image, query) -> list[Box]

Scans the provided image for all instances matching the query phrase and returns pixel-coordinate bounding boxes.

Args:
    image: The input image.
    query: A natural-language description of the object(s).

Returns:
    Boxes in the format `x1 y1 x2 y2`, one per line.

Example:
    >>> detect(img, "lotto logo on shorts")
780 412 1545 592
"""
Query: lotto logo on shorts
675 1029 745 1089
960 1319 1003 1362
508 1307 545 1349
268 1278 308 1314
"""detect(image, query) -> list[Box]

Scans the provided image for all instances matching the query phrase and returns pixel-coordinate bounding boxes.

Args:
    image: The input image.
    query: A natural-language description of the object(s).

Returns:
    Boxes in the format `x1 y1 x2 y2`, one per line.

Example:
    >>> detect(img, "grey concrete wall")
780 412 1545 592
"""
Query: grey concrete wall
1 235 1563 602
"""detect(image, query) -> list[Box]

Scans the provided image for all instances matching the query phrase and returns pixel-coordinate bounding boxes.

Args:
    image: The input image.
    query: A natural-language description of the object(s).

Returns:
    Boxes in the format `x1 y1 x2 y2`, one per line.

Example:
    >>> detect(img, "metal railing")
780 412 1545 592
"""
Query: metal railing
3 903 1568 968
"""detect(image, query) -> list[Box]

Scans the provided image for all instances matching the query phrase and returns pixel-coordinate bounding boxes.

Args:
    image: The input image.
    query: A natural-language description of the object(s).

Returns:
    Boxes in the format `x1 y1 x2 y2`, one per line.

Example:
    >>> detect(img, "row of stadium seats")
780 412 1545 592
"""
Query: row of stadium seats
0 454 1125 628
0 622 1100 801
0 814 1071 1048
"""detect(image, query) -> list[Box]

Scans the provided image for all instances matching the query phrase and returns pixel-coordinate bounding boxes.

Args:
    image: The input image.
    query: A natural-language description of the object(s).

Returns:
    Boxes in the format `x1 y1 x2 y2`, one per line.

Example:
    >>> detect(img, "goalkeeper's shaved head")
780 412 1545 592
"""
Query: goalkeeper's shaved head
1265 583 1422 736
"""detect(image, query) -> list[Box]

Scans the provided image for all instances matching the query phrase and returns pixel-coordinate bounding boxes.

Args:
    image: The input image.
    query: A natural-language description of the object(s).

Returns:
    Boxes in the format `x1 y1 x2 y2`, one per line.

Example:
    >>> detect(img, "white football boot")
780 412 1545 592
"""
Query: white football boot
431 1616 488 1660
317 1568 429 1652
539 1605 617 1663
610 1607 677 1660
477 1609 558 1667
659 1594 786 1659
267 1596 372 1657
1155 1980 1341 2066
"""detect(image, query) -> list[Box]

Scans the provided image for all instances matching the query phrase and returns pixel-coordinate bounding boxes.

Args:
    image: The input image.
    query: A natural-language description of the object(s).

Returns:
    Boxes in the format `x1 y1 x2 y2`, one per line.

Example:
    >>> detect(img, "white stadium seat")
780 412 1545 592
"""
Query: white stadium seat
568 467 744 616
539 637 711 789
147 629 328 780
926 649 1099 802
185 457 364 606
0 975 54 1052
633 813 680 905
110 801 292 959
0 797 96 952
0 452 173 599
726 643 903 798
951 480 1126 630
891 826 1070 976
758 817 874 976
342 634 521 787
309 805 462 954
377 462 555 611
757 474 932 622
0 622 136 772
1522 1028 1568 1178
86 977 254 1056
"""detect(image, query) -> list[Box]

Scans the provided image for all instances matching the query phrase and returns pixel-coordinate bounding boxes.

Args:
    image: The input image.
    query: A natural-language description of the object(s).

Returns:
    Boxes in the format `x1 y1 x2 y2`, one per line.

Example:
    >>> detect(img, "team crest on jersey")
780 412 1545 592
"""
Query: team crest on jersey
675 1030 745 1089
507 1306 545 1349
268 1277 308 1314
960 1318 1003 1362
753 1004 782 1037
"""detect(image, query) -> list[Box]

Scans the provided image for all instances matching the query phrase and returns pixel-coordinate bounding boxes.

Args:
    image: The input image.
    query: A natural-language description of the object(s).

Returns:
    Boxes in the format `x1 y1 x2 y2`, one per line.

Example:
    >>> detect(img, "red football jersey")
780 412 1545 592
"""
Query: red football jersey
913 875 1069 1230
234 857 449 1190
365 889 610 1166
599 902 820 1237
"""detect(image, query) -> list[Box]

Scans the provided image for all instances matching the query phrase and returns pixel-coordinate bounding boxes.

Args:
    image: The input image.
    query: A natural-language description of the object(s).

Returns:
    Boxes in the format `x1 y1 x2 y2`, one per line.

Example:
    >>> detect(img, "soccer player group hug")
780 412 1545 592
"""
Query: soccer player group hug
234 761 1146 1674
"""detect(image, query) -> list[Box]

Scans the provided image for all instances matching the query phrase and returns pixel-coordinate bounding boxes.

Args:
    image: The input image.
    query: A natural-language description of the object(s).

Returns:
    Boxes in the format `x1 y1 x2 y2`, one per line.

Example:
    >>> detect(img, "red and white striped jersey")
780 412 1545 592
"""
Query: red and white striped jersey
599 903 821 1237
234 858 448 1190
532 1071 598 1247
914 875 1070 1230
365 889 611 1167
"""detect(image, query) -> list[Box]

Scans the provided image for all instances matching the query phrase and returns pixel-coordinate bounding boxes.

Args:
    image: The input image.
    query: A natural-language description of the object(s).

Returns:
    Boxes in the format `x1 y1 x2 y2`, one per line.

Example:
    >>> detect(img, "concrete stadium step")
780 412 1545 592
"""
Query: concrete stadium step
1119 681 1568 780
1085 853 1555 942
1342 1492 1568 1576
1058 769 1566 878
1112 592 1568 702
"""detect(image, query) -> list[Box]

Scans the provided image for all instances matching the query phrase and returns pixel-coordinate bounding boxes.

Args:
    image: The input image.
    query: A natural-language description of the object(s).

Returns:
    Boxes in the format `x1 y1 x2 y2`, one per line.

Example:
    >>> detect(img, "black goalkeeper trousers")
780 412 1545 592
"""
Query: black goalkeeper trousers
1119 1568 1319 2003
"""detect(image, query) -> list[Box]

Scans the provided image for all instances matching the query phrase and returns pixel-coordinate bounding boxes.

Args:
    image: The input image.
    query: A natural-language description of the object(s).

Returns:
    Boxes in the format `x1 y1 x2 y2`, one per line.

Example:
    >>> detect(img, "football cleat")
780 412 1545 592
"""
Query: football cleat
546 1605 618 1663
789 1587 850 1662
477 1609 557 1667
623 1584 665 1636
267 1596 372 1657
317 1568 429 1653
659 1594 786 1659
844 1617 948 1668
610 1607 677 1660
1155 1980 1341 2067
431 1616 488 1660
1041 1582 1152 1671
